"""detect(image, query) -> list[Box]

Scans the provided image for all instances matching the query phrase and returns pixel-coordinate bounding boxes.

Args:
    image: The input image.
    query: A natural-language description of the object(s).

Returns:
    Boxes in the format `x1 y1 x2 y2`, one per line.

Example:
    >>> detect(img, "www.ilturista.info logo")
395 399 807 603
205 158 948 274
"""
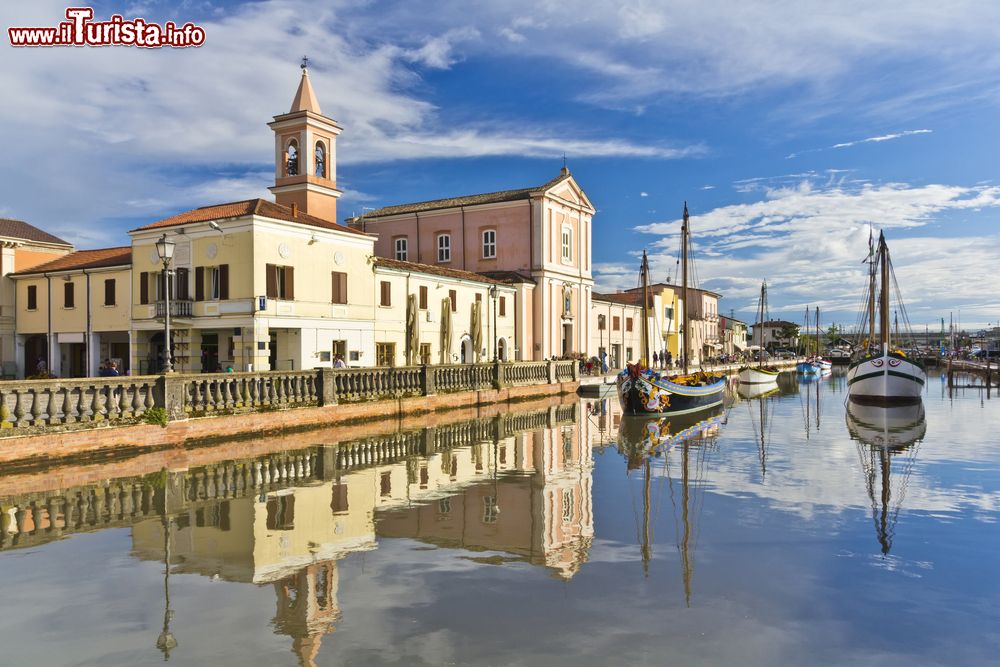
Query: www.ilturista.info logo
8 7 205 48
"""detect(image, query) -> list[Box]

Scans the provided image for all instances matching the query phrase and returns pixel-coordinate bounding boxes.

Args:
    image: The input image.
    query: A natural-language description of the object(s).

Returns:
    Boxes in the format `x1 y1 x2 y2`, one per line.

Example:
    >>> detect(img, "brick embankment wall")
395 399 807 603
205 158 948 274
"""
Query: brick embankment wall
0 382 579 471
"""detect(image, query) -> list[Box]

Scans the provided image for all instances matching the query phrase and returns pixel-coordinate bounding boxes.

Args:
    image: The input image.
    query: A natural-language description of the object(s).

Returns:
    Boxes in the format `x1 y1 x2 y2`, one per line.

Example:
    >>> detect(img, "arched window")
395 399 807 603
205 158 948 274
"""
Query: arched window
315 142 326 178
285 141 298 176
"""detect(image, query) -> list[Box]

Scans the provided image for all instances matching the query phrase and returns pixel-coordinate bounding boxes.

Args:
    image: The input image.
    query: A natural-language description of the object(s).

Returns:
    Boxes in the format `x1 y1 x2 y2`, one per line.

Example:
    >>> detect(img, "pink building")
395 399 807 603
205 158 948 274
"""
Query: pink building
349 170 596 361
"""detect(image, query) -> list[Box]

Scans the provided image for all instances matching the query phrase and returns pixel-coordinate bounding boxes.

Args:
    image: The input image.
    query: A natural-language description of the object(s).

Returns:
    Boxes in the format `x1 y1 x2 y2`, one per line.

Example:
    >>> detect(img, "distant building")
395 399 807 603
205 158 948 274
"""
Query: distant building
750 320 799 350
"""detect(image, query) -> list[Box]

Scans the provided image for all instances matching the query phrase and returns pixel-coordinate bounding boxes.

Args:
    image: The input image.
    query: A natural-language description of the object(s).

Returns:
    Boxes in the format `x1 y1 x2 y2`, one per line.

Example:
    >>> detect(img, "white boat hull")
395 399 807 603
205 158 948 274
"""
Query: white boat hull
738 367 779 385
847 354 925 404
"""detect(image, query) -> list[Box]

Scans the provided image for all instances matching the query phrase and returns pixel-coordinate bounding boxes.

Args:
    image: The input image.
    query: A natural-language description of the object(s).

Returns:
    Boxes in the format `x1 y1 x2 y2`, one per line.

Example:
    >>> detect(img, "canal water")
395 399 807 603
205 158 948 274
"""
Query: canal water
1 371 998 666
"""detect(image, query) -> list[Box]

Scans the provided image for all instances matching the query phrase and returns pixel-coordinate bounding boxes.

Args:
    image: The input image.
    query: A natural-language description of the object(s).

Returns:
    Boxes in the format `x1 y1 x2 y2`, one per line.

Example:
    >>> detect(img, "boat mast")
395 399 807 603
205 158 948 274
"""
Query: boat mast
879 232 890 354
641 250 651 365
681 203 690 375
868 231 877 351
681 439 693 607
642 457 651 576
758 282 766 367
816 306 821 357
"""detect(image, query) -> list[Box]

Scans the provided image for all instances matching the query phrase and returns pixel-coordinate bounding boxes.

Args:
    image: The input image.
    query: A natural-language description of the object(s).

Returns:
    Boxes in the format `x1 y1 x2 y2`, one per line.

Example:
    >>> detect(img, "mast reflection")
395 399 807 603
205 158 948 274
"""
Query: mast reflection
845 401 927 555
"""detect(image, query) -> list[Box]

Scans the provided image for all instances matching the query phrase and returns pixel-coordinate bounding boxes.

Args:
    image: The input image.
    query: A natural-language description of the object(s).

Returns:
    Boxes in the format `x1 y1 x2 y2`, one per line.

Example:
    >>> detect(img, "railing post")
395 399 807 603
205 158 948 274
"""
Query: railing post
492 360 505 390
571 360 580 381
159 374 188 422
547 360 557 385
318 368 337 406
422 365 436 396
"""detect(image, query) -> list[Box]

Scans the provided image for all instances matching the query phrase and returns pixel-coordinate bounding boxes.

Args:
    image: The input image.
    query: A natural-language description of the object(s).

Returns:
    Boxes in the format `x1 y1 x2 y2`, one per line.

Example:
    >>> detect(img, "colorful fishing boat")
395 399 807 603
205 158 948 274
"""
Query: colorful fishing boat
847 231 926 404
616 204 726 416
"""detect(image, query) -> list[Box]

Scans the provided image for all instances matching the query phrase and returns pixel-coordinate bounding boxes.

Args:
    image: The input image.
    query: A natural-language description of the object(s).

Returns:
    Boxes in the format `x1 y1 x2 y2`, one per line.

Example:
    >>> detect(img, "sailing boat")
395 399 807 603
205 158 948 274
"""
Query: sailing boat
738 281 780 386
814 306 832 373
616 204 727 416
847 232 926 404
846 401 926 554
796 306 822 375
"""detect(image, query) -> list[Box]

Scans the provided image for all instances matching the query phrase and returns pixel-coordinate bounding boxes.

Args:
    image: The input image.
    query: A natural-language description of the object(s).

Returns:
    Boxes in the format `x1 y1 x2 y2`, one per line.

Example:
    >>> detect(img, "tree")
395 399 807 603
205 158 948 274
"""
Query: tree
778 323 800 350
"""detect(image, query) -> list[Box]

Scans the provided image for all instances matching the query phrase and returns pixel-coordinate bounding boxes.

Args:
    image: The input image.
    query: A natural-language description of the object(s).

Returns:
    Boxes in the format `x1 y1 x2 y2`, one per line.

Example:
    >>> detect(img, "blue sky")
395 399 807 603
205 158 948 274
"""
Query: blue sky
3 0 1000 331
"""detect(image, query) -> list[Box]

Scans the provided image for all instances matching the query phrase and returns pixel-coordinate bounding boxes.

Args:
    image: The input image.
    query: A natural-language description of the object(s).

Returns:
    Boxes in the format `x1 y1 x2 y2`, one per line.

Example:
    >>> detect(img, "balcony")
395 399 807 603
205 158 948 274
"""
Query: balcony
156 299 193 318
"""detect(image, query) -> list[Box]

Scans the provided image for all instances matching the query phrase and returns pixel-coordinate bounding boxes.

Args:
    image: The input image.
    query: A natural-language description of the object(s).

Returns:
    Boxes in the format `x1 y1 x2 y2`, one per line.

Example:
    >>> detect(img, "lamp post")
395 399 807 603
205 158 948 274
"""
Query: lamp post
489 284 498 362
155 512 177 659
155 234 176 373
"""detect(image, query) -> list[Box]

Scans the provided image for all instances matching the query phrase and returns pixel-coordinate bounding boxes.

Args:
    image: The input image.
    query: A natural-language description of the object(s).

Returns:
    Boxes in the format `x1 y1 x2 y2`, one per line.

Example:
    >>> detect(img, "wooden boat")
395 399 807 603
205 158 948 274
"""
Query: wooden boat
738 281 780 386
847 232 926 404
616 204 726 416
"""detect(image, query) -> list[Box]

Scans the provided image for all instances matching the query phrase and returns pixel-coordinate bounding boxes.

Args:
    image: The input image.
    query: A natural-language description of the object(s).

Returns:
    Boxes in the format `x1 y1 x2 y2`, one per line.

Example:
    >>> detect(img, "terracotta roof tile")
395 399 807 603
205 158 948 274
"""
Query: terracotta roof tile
349 173 571 221
374 257 509 286
593 292 652 308
133 199 370 236
477 270 536 284
0 218 71 246
12 246 132 275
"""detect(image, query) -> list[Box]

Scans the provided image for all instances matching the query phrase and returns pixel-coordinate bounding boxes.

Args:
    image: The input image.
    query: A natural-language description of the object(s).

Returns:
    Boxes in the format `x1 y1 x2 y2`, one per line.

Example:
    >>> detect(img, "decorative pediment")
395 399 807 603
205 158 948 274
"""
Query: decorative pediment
542 174 595 213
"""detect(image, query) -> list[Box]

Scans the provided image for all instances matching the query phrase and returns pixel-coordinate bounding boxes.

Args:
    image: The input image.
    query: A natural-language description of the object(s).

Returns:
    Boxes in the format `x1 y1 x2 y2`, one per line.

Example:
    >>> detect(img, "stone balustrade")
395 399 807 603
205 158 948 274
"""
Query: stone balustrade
0 360 579 433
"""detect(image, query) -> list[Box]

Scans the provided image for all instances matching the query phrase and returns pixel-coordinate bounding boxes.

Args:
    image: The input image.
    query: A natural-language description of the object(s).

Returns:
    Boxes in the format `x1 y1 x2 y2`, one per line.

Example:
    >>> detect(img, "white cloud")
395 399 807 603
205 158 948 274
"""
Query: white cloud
640 191 648 197
597 178 1000 326
831 129 932 149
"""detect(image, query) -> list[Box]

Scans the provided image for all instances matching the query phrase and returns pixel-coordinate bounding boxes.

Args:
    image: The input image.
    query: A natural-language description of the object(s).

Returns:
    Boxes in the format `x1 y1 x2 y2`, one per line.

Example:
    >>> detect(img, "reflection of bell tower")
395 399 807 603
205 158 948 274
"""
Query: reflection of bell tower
268 58 343 223
272 561 341 667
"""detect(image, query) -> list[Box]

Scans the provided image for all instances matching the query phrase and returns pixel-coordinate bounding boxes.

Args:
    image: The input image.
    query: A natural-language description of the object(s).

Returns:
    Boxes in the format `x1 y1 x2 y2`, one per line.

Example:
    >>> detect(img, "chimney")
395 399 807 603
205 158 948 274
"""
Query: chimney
290 203 298 218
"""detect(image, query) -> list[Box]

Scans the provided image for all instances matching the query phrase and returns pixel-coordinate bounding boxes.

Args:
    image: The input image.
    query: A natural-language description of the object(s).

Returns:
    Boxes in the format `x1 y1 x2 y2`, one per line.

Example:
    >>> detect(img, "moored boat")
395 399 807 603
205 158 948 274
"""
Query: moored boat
738 281 780 386
847 231 926 405
616 204 726 416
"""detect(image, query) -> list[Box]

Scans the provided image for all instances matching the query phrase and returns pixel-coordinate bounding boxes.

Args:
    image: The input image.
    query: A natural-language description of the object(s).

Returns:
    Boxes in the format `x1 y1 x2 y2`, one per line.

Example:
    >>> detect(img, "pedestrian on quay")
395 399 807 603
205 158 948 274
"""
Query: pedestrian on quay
652 351 658 368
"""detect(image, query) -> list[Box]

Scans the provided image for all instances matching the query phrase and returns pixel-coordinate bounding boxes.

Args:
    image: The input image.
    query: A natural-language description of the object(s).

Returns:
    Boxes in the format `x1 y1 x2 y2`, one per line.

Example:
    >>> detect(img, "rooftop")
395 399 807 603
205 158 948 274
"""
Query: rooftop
592 291 653 308
0 218 71 247
12 246 132 275
348 171 572 221
374 257 510 286
132 199 369 236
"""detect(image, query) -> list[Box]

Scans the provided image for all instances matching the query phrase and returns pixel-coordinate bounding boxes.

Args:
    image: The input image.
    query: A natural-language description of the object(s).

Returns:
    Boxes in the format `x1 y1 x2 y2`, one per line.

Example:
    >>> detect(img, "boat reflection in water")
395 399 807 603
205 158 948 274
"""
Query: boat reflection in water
616 407 724 604
846 401 927 555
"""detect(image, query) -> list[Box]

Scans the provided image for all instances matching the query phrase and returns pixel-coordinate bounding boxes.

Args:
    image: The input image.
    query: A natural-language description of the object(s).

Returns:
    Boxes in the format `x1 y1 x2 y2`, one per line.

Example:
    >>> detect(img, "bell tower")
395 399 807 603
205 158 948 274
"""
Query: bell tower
268 59 343 222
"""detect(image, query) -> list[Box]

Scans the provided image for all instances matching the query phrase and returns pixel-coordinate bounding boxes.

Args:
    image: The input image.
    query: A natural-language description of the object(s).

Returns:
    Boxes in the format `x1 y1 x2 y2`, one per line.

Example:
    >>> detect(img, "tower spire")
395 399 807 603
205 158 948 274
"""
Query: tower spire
289 57 321 114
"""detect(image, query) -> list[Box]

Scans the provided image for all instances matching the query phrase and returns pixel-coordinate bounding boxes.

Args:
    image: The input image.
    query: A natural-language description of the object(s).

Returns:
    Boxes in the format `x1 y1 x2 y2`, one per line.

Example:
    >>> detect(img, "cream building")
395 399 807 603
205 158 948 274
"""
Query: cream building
11 247 132 377
590 284 682 368
0 219 74 377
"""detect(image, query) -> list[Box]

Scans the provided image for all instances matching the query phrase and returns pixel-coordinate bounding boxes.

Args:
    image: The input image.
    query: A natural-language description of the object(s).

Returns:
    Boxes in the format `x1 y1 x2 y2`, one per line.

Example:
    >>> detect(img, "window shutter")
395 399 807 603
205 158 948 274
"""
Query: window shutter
195 267 204 301
380 281 391 307
104 279 115 306
449 289 457 311
176 268 188 300
339 273 347 304
64 282 74 308
331 272 337 303
332 271 348 304
219 264 229 300
284 266 293 300
419 285 427 309
266 264 277 298
499 296 506 317
139 272 149 305
27 285 37 310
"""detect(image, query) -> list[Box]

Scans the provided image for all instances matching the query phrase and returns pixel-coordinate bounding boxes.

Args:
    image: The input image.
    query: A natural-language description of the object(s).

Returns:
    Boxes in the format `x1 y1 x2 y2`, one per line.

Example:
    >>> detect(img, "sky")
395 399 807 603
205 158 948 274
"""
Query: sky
3 0 1000 331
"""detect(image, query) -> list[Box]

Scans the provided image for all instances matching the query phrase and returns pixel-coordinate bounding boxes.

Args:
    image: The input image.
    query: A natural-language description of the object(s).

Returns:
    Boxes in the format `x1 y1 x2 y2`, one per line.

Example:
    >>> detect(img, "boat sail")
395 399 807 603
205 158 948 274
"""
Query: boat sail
615 203 727 416
738 281 780 385
847 231 926 404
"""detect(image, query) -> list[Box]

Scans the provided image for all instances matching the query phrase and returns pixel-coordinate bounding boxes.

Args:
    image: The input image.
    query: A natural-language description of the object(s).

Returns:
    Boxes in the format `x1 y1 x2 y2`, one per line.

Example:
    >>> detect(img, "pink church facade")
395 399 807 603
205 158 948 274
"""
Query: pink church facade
350 170 595 361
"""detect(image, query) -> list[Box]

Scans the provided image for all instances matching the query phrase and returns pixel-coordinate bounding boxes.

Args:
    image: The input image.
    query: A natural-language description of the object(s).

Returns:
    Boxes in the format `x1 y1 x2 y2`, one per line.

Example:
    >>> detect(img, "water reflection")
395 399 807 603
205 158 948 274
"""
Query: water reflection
614 407 724 603
0 401 589 665
846 402 928 555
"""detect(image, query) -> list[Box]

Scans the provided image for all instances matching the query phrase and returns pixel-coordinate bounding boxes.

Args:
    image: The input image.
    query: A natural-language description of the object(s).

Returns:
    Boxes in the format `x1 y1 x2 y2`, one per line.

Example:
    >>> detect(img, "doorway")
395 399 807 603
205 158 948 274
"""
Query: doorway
200 333 220 372
562 323 573 356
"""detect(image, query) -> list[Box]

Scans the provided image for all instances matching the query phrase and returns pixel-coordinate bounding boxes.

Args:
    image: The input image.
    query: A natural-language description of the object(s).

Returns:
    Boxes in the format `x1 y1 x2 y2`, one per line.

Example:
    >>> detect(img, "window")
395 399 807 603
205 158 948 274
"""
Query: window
499 296 506 317
449 289 457 311
64 282 75 308
26 284 38 310
437 234 451 262
483 496 498 524
196 265 229 301
380 281 391 307
103 278 116 306
665 306 674 320
331 271 347 304
475 293 482 303
613 316 621 331
285 141 298 176
419 342 431 365
626 317 633 332
265 264 293 300
438 498 451 514
561 226 572 261
394 237 408 261
562 489 574 524
376 342 395 367
331 484 349 513
419 285 428 309
482 230 496 259
332 340 347 360
598 314 606 330
380 471 392 497
314 141 325 178
175 268 189 300
626 347 633 361
266 495 295 530
208 267 221 300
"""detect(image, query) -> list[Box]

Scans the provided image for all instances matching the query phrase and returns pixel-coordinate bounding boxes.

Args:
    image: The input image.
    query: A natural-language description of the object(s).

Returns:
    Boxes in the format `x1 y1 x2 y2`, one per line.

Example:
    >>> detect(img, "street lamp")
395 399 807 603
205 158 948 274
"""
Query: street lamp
155 513 177 659
155 234 176 373
489 284 498 362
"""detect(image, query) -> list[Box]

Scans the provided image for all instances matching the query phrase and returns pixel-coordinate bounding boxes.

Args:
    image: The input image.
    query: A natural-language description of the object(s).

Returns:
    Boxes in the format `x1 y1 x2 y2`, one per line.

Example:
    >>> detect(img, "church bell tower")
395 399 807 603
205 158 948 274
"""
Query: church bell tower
268 59 343 222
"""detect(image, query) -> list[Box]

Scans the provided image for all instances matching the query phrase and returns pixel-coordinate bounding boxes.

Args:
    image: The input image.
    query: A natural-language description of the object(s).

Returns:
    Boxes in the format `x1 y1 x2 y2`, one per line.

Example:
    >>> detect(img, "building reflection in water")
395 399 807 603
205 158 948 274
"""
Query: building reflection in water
88 403 593 665
846 401 927 555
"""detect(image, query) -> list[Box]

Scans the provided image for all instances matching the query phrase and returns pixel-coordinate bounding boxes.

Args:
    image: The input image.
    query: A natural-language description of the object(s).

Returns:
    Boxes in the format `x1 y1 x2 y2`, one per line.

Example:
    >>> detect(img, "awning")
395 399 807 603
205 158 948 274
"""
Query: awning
704 342 722 349
733 340 747 351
